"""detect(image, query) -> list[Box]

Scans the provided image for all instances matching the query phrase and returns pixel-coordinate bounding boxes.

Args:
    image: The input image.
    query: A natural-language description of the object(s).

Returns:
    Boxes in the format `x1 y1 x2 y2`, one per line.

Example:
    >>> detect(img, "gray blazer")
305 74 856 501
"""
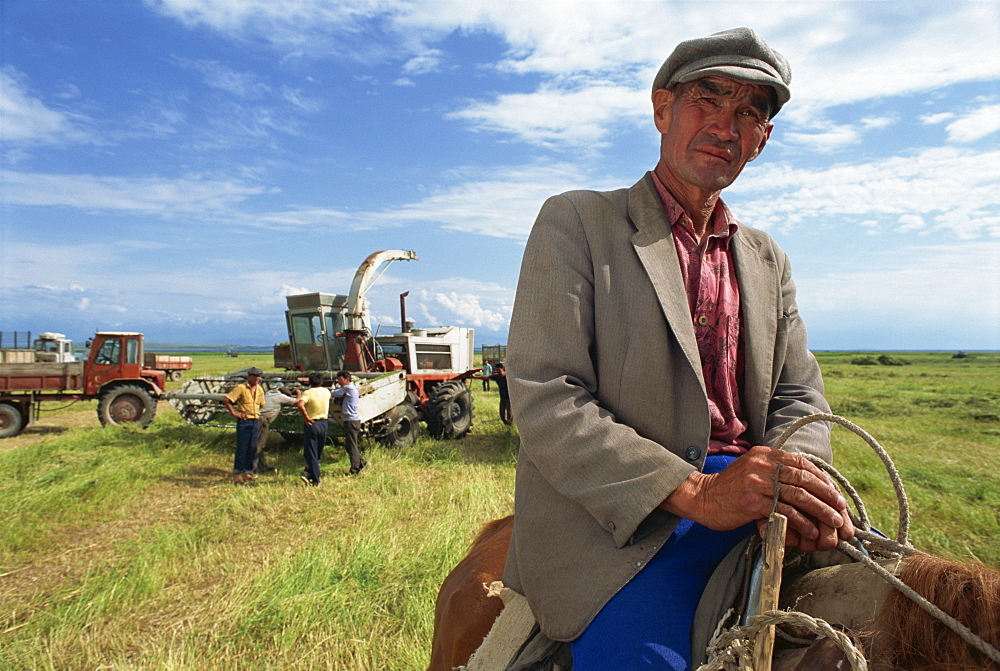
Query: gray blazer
503 173 831 642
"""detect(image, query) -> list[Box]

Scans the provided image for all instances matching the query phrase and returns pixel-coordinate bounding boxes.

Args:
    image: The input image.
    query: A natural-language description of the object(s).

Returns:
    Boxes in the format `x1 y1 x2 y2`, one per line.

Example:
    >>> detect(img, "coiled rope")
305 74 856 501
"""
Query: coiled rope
697 412 1000 670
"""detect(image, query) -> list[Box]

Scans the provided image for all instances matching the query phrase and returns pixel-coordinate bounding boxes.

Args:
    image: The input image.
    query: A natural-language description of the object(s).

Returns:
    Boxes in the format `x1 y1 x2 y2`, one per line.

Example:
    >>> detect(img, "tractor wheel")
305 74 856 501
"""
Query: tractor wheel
426 381 474 439
379 403 419 449
97 385 157 428
0 403 24 439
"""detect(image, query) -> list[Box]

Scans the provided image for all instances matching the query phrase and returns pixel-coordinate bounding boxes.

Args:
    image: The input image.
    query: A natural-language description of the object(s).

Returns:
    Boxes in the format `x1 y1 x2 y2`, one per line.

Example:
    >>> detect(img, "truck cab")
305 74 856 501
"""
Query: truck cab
33 333 76 363
84 332 166 396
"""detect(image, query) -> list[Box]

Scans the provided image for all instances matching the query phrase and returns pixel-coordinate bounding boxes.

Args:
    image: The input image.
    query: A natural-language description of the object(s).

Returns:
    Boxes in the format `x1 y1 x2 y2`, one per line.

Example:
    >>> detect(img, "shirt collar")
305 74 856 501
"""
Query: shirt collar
650 171 739 242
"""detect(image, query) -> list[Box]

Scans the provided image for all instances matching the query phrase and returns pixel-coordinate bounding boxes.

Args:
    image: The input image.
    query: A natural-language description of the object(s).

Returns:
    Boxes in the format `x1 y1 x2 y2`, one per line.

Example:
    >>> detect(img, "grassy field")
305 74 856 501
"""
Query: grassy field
0 352 996 669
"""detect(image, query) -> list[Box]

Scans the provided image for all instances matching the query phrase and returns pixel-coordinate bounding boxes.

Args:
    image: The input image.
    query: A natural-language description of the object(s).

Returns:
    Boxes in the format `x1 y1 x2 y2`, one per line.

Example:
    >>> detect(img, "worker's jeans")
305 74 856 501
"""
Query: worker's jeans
303 418 328 484
233 418 258 474
343 420 363 472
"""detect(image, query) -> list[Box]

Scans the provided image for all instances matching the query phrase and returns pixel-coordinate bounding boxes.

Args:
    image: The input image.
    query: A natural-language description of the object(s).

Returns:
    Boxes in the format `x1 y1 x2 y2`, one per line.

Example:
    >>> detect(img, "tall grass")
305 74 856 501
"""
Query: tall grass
0 351 996 669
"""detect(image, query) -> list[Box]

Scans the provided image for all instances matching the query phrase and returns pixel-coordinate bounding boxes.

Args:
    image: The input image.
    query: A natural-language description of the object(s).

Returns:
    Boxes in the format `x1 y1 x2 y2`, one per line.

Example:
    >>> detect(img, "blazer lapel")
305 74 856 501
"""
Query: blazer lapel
627 175 706 392
733 229 778 443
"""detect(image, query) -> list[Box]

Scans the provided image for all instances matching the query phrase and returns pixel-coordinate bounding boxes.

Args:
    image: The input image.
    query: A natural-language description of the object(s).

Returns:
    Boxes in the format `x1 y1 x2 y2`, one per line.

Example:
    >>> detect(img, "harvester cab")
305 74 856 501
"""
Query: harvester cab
274 249 419 373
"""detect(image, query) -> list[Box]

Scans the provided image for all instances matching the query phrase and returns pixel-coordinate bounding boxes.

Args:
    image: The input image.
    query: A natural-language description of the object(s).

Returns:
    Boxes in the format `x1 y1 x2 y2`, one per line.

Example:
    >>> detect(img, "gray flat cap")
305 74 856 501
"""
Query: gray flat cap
652 27 791 115
246 367 263 376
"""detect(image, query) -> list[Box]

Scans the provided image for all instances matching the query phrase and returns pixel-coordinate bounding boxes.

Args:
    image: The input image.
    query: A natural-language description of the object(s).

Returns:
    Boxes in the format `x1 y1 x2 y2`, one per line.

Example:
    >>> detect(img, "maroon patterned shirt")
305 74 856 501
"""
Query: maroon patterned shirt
651 173 750 455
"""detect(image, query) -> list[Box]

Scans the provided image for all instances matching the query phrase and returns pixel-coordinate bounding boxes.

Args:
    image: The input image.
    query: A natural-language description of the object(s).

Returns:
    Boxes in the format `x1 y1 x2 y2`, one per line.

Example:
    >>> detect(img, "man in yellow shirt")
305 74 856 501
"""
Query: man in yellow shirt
223 367 265 485
296 372 332 486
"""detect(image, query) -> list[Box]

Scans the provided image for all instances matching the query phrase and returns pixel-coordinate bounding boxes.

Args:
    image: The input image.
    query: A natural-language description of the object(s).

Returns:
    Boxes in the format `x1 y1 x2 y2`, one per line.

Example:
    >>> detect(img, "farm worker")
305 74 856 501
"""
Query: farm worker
223 367 265 485
295 372 332 486
472 363 513 425
481 359 493 391
330 371 367 475
255 387 296 473
504 27 855 670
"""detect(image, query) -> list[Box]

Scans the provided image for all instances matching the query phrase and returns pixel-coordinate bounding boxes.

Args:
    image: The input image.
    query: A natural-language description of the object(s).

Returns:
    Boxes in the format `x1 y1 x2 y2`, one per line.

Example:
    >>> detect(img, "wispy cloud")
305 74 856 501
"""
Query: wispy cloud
0 170 267 215
0 67 93 147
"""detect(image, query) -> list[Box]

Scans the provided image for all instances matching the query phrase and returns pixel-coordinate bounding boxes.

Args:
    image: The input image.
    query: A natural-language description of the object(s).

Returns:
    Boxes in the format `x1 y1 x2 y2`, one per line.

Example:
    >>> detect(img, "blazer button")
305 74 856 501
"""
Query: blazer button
685 445 702 461
607 521 615 532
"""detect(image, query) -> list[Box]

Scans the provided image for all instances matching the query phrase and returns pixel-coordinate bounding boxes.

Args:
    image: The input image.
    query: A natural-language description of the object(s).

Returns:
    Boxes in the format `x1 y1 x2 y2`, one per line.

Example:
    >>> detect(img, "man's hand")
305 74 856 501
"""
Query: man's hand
660 446 854 551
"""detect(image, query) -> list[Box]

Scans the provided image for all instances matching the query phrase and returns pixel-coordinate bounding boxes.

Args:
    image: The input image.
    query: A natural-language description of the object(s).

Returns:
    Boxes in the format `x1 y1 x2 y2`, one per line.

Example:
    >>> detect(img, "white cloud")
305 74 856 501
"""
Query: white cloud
180 59 272 98
895 214 926 233
377 162 619 240
783 124 861 153
0 170 267 216
921 112 955 125
450 83 646 149
944 103 1000 143
0 67 92 146
730 147 1000 239
144 1 1000 153
402 50 444 75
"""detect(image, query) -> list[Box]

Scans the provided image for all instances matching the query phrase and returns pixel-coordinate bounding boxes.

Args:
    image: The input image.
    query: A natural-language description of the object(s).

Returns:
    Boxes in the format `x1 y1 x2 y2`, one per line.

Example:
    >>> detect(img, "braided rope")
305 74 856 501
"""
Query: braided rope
698 610 868 671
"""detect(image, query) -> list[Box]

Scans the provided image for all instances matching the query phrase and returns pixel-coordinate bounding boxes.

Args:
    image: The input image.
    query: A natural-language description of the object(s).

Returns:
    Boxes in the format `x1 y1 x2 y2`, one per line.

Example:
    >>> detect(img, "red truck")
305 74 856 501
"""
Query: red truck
144 353 193 381
0 332 166 438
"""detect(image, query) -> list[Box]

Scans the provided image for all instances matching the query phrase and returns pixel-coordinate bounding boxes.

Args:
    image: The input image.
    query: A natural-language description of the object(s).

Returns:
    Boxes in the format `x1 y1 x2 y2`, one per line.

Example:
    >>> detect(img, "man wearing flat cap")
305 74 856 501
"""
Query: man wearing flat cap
504 28 854 669
224 367 266 485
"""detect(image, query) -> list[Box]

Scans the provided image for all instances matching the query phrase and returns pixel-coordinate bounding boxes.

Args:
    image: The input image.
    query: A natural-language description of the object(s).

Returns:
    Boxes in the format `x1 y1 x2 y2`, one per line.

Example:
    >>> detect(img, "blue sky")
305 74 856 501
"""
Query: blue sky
2 0 998 351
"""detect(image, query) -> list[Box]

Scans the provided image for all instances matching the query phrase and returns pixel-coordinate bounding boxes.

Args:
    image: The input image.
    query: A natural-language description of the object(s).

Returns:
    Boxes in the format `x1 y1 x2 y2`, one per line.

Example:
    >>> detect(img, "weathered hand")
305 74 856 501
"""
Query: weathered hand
661 446 854 551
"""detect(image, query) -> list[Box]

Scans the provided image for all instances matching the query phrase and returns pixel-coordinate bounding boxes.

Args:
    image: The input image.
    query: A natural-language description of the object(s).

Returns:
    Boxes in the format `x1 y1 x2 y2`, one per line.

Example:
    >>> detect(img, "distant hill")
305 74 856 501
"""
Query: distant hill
143 343 274 354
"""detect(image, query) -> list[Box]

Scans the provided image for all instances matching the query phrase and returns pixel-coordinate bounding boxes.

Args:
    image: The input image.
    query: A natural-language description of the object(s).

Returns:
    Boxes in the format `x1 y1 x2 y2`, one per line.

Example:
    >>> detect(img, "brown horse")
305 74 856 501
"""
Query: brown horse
428 515 514 671
428 516 1000 671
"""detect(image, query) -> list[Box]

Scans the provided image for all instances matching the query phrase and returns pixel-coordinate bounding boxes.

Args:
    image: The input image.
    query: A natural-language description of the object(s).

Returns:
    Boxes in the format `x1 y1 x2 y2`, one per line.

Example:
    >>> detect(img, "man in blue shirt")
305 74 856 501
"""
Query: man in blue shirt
331 371 366 475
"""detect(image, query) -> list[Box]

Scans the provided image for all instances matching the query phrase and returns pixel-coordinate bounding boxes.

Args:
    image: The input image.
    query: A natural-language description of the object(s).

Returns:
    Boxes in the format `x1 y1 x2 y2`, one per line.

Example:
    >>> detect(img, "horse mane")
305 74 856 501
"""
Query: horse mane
873 552 1000 670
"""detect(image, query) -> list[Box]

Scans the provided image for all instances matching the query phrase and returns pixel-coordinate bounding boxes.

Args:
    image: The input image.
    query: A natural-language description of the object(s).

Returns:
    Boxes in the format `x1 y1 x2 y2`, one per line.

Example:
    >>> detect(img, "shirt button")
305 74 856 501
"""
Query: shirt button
685 445 702 461
697 315 708 326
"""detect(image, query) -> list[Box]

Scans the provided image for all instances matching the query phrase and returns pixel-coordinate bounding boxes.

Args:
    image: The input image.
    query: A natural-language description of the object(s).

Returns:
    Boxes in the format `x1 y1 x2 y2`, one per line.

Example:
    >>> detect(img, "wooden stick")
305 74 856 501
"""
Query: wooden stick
753 512 787 671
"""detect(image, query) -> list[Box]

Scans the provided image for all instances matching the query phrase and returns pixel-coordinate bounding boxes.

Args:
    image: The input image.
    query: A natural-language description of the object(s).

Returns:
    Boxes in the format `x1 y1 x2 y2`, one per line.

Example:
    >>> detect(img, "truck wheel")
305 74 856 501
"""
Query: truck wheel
98 385 157 428
379 403 419 449
0 403 24 439
170 370 184 382
426 381 474 439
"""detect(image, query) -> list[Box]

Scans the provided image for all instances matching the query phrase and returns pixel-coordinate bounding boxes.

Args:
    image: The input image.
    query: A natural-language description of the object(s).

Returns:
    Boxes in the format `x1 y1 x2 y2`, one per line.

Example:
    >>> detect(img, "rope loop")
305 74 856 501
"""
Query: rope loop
698 413 1000 668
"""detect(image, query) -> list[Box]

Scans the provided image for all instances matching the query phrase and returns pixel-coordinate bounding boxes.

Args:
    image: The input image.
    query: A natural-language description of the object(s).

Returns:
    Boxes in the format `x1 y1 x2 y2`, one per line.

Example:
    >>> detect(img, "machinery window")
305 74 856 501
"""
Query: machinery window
95 339 121 366
324 313 346 370
125 337 139 364
290 314 327 370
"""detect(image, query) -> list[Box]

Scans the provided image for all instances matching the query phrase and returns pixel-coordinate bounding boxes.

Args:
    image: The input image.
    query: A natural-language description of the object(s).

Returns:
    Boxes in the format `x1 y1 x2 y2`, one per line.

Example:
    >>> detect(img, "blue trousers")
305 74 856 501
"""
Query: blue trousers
233 418 258 474
571 455 754 671
303 418 328 483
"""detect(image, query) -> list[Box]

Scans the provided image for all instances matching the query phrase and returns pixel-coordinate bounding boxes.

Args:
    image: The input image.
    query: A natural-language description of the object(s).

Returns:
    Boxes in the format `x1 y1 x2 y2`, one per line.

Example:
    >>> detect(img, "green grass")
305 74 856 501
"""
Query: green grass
0 351 996 669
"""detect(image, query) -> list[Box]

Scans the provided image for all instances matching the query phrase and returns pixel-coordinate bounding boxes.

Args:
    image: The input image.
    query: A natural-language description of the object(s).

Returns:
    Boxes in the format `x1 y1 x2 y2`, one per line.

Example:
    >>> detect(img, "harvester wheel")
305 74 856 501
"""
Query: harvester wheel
380 403 419 449
426 380 473 439
98 385 157 428
0 403 24 439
